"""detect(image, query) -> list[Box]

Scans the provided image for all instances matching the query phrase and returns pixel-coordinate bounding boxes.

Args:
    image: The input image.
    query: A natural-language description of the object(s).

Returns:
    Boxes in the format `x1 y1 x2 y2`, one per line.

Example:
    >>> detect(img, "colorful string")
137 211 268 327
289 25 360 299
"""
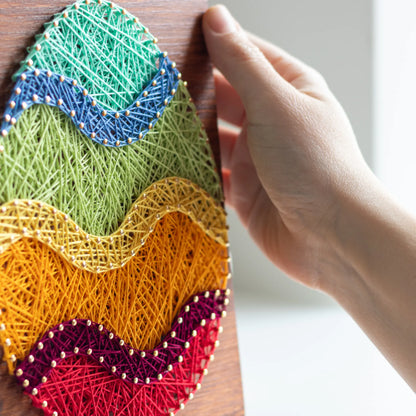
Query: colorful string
2 57 180 146
0 213 229 370
0 1 229 414
15 0 161 111
16 290 227 389
0 83 222 236
28 320 220 416
0 177 227 272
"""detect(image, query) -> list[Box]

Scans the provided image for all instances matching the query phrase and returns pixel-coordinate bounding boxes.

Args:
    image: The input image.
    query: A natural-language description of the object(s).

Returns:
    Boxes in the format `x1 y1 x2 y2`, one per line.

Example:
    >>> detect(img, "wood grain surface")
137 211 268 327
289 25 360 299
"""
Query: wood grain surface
0 1 244 415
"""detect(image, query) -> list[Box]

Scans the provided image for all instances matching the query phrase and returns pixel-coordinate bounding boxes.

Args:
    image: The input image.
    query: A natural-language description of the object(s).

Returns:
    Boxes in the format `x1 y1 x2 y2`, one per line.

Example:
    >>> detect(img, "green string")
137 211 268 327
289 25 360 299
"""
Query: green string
15 0 161 111
0 82 222 236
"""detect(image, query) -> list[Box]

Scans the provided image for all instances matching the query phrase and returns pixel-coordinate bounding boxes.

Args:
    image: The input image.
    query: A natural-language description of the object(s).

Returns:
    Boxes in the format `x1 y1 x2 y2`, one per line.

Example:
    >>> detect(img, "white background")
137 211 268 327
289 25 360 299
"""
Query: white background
208 0 416 414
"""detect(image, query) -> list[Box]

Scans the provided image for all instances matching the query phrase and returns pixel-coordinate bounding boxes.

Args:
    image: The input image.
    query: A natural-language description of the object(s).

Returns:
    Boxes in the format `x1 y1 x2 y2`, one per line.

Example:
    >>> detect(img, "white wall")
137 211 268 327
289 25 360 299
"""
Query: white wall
374 0 416 213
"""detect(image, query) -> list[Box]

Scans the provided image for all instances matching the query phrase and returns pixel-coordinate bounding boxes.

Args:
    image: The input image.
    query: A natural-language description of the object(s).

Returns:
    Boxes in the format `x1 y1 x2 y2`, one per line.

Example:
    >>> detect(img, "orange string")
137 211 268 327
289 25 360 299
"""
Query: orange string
0 212 229 372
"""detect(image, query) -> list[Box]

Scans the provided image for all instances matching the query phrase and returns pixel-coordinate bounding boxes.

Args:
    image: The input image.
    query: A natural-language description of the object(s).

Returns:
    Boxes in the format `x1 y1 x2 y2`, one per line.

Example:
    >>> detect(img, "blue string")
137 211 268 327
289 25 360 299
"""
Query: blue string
1 53 180 147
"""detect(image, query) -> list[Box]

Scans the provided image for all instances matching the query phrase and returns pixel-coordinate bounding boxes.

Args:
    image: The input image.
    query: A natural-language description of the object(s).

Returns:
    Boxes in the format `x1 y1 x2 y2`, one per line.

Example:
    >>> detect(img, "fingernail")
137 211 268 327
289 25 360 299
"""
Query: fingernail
205 5 236 34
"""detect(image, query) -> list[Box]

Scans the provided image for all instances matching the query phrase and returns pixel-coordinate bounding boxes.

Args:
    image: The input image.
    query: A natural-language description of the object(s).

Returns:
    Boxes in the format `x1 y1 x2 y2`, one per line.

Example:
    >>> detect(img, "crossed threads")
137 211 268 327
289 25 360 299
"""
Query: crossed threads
1 54 181 147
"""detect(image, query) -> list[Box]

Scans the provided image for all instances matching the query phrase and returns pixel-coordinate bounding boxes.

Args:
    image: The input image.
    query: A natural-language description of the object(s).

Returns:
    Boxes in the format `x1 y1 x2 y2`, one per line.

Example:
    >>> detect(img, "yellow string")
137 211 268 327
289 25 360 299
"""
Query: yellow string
0 177 227 272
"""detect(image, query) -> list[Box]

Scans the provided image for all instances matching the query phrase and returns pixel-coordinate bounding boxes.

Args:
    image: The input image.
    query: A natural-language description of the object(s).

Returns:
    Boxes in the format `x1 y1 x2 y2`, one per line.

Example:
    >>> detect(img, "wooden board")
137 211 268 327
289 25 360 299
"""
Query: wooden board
0 1 244 415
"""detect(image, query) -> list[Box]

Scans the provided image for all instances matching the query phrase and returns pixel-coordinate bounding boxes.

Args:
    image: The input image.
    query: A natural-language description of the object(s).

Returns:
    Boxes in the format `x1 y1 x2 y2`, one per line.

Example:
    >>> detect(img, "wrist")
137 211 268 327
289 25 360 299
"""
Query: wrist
323 168 416 389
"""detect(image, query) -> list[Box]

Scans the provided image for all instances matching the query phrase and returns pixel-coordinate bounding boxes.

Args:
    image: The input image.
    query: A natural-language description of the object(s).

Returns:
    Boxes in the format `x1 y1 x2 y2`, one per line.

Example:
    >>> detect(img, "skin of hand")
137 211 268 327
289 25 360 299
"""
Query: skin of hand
203 5 416 390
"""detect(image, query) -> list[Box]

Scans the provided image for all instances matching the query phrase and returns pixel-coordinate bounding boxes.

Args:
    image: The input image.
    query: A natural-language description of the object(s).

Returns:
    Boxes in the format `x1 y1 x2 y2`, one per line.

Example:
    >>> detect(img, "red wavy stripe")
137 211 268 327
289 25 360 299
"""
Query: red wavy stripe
27 319 220 416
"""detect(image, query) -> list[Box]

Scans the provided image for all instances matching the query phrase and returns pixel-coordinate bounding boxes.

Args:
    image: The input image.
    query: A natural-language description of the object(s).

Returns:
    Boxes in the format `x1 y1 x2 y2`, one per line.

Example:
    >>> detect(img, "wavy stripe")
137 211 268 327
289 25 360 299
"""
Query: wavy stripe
0 83 222 236
27 320 219 416
2 57 180 147
0 177 227 271
0 215 229 370
14 0 161 111
15 290 227 389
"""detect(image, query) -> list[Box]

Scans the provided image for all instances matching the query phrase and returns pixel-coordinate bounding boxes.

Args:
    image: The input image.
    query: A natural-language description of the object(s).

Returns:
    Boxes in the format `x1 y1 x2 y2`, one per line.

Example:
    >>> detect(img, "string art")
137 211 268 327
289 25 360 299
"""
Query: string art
0 1 230 415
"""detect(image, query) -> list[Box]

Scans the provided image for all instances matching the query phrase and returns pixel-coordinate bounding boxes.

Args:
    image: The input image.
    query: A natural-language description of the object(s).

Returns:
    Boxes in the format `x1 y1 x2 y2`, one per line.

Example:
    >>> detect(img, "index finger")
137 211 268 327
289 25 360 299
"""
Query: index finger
214 69 246 127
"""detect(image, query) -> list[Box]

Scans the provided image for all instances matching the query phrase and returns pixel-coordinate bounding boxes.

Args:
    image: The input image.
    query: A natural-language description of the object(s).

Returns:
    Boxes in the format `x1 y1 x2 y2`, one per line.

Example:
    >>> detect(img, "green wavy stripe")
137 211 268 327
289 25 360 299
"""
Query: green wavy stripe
0 82 222 235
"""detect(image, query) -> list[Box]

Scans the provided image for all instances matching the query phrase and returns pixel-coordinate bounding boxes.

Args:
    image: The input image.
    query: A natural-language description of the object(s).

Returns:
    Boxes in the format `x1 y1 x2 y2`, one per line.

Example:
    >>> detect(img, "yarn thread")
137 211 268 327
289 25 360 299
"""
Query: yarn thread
28 320 219 416
0 213 229 370
15 0 161 111
16 290 227 389
0 84 222 236
0 177 228 272
2 59 180 147
0 1 229 414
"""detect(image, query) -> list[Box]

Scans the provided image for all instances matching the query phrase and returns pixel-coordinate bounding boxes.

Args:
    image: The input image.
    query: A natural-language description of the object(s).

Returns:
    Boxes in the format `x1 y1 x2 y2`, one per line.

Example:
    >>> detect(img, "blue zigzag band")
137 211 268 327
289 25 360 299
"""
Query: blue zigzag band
1 54 180 147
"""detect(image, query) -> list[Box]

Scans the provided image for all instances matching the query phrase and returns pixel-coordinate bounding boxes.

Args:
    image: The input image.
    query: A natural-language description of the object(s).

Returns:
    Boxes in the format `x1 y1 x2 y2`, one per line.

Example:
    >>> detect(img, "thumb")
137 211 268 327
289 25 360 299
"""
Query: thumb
202 5 295 122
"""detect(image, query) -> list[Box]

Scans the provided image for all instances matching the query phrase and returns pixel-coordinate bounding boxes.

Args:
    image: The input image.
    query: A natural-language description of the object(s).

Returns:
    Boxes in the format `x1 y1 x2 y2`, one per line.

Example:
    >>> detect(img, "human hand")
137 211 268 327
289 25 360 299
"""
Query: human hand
203 5 416 390
202 5 373 290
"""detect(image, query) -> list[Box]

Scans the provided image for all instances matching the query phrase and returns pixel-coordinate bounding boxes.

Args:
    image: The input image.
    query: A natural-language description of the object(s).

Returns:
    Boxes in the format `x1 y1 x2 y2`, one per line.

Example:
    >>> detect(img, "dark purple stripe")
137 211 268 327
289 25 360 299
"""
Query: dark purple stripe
15 289 227 390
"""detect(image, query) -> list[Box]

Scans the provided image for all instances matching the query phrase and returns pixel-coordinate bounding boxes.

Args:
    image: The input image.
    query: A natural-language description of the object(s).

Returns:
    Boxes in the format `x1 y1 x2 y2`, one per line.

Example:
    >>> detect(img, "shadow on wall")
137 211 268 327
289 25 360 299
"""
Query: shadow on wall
227 210 337 309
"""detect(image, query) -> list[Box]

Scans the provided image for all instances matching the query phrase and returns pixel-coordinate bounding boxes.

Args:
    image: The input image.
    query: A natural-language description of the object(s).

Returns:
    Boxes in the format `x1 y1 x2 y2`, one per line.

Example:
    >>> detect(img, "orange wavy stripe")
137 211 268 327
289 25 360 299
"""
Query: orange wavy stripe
0 212 230 372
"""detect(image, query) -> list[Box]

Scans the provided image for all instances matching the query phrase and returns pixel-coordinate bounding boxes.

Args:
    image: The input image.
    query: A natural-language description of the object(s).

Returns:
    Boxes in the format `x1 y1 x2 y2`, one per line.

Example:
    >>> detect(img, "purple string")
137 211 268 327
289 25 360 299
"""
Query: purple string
15 290 227 390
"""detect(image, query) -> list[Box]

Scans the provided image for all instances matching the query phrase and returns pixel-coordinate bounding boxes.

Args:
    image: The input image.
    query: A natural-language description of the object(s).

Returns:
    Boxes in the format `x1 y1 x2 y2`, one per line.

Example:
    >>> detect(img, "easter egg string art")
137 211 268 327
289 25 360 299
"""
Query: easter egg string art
0 1 236 415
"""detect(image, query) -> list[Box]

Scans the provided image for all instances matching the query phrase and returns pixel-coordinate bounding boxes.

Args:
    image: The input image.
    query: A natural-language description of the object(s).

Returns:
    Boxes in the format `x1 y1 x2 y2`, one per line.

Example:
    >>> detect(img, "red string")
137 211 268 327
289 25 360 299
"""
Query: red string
28 319 220 416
